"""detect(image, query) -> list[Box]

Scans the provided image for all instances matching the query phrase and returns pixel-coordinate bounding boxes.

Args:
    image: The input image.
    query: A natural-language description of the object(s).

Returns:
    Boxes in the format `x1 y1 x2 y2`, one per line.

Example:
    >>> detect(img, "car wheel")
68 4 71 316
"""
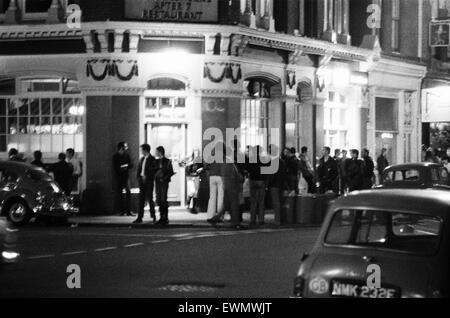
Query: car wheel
7 201 31 225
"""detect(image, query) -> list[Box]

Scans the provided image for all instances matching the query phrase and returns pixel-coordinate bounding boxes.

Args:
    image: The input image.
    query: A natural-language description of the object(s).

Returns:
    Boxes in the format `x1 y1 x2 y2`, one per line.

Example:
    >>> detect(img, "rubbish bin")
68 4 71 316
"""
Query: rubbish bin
282 195 296 224
296 194 315 225
314 193 338 224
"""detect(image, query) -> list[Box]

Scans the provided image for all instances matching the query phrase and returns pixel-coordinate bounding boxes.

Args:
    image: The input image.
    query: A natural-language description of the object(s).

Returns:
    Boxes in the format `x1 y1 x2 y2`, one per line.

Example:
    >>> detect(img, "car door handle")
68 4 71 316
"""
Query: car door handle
362 256 376 263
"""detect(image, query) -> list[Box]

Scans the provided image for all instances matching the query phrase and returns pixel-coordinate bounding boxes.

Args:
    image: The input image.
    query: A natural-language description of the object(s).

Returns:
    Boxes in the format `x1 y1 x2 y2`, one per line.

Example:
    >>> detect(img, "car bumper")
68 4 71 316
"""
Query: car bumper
33 205 79 217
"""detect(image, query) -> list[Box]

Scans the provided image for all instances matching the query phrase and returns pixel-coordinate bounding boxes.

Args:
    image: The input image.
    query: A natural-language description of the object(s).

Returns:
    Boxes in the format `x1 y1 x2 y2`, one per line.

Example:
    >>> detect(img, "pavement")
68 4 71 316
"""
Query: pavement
67 207 307 229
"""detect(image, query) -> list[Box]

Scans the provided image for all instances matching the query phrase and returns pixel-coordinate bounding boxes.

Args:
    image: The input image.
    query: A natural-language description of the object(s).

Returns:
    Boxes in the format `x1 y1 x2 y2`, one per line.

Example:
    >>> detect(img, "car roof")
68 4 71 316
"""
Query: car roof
0 160 35 172
331 189 450 218
385 162 442 170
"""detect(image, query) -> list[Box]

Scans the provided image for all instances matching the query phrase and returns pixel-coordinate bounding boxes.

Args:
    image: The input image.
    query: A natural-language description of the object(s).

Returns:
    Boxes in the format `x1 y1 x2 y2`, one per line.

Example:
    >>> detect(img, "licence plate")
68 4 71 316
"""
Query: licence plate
331 280 401 298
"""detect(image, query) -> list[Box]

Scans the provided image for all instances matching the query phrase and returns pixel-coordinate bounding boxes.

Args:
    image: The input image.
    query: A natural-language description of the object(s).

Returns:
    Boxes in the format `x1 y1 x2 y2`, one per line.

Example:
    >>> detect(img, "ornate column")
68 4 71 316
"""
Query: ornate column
338 0 351 44
322 0 337 42
299 0 305 36
114 30 125 53
47 0 63 23
261 0 275 32
5 0 20 24
241 0 256 28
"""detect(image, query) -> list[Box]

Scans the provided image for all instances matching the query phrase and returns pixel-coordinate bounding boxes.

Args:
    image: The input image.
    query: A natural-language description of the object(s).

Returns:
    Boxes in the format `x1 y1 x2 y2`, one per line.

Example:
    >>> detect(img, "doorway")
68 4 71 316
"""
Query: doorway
146 123 187 205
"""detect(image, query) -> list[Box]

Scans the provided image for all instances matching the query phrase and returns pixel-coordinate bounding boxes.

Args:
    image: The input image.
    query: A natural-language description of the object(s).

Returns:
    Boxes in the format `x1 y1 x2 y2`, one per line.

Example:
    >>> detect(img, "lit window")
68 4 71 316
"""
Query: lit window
324 90 348 151
145 97 186 120
0 97 84 154
241 99 269 151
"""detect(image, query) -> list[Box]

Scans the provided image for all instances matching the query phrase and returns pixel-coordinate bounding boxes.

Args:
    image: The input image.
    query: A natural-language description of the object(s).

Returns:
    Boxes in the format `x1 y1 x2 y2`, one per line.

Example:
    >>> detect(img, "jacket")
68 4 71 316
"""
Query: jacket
155 157 175 184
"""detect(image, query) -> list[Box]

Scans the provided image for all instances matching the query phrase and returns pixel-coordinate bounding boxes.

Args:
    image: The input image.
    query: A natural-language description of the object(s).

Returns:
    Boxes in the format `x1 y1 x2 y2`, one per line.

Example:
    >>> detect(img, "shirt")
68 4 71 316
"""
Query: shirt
141 155 149 177
68 156 82 177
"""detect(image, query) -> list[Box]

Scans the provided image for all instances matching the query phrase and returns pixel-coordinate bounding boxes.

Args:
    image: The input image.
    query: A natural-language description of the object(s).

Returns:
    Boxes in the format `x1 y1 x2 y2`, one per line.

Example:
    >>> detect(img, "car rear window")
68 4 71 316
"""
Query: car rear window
383 169 420 182
432 168 449 185
325 210 442 255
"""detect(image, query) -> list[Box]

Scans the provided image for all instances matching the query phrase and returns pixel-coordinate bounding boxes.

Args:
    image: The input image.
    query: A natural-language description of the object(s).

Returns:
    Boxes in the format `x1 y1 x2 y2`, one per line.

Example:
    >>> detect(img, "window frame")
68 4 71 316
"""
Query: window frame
323 208 444 256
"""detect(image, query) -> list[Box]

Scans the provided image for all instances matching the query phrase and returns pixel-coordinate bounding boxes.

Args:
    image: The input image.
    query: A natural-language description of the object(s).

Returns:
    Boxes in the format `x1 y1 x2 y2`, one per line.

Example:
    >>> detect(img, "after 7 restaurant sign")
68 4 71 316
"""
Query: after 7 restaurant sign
125 0 219 22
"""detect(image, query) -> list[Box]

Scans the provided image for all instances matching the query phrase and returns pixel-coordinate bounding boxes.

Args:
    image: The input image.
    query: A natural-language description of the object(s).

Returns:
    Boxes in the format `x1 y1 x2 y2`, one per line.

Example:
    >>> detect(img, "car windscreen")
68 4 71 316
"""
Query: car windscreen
26 168 53 182
325 210 442 255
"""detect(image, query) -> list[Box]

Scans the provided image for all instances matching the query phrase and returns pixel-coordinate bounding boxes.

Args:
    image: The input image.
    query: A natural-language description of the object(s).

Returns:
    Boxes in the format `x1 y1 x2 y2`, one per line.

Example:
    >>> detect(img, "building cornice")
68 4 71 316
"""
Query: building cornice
0 21 376 62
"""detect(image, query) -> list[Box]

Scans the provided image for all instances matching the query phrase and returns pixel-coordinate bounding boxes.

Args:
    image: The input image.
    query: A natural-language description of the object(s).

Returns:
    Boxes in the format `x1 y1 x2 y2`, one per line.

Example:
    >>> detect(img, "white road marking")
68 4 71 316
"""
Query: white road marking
124 243 145 248
152 240 170 244
27 254 55 260
176 237 196 241
94 247 118 252
62 251 87 256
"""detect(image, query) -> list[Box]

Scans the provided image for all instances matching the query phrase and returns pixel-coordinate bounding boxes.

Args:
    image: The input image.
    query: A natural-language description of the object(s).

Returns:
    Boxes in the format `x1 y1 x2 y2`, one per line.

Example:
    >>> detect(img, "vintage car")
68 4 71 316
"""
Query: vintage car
0 161 78 225
0 216 19 266
293 189 449 298
378 163 450 190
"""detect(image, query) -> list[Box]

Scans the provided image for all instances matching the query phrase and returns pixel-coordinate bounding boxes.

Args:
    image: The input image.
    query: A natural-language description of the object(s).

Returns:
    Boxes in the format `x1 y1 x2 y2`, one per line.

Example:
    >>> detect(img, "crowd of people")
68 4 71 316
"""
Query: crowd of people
7 148 82 196
180 143 393 229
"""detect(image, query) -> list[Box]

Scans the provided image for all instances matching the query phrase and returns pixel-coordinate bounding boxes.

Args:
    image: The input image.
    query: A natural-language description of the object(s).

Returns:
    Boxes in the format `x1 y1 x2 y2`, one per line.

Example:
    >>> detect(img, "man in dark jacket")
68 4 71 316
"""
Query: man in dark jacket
267 145 288 226
344 149 365 192
134 144 157 224
154 146 175 226
362 148 375 189
285 148 300 194
49 153 73 196
299 147 316 194
377 148 389 183
113 142 134 216
31 151 46 170
317 147 338 194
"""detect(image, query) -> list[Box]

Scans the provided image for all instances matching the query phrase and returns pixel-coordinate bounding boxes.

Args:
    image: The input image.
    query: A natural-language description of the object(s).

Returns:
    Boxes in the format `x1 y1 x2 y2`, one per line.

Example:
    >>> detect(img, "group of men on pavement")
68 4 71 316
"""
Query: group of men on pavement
113 142 174 226
9 148 82 196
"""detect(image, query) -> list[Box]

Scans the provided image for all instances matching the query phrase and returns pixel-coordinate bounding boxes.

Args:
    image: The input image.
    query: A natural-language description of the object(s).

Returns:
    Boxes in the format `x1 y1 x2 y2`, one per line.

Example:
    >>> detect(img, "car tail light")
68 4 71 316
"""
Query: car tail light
293 276 306 298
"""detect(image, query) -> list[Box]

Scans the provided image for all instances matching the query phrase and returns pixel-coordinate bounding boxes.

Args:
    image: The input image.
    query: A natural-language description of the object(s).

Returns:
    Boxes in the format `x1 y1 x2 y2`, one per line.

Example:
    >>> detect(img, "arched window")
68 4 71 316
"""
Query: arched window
241 77 278 150
145 77 187 120
147 77 186 91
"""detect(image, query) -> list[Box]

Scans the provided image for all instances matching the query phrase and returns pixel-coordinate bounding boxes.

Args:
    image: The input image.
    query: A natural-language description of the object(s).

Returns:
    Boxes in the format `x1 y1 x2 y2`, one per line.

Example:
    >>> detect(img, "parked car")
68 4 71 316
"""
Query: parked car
0 161 78 225
378 163 450 190
293 189 449 298
0 216 19 266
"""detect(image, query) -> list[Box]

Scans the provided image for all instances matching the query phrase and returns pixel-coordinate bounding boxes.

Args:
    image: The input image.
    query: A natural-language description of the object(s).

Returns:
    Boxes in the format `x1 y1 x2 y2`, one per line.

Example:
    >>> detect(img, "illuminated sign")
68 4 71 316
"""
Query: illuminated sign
125 0 219 23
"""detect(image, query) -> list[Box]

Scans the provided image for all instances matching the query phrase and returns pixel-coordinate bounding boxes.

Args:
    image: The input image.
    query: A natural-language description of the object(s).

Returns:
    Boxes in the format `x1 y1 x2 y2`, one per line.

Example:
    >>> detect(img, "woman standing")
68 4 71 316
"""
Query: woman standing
184 149 204 214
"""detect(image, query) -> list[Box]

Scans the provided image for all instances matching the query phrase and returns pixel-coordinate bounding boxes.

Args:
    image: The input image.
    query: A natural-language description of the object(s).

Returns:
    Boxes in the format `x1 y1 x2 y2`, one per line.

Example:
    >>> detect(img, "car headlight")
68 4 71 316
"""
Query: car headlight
2 251 20 263
50 182 61 193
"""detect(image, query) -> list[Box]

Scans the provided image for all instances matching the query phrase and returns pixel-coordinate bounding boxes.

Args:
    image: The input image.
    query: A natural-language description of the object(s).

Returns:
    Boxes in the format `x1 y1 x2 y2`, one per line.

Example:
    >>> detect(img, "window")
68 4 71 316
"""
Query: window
324 91 348 151
145 97 186 120
0 169 19 185
431 167 450 185
24 0 52 13
0 0 9 13
241 99 269 150
0 78 15 95
392 0 400 52
0 97 84 154
383 169 420 183
326 210 442 255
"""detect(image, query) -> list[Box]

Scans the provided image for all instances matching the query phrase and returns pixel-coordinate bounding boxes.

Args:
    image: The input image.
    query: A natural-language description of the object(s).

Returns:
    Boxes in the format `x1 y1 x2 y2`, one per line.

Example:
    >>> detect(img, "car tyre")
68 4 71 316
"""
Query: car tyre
6 200 31 226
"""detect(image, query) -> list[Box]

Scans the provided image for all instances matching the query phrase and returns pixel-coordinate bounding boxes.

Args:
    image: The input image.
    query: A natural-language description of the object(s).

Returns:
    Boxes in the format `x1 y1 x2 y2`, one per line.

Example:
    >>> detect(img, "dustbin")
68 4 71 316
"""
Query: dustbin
314 193 338 224
296 194 315 225
282 195 296 224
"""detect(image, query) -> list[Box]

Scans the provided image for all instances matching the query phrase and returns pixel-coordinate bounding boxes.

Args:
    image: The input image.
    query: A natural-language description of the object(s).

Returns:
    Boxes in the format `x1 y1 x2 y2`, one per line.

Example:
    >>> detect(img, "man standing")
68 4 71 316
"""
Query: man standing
345 149 365 192
340 150 349 194
66 148 82 194
317 147 338 194
362 148 375 190
333 149 342 194
134 144 157 224
299 147 316 194
376 148 389 184
154 146 174 226
285 148 300 194
31 151 46 170
113 142 134 216
267 145 288 226
246 146 268 226
48 153 74 196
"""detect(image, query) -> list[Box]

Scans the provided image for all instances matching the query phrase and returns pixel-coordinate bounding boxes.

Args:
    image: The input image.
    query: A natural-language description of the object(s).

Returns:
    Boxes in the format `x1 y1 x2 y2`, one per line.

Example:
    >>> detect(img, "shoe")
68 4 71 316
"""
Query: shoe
133 219 143 224
189 208 198 215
